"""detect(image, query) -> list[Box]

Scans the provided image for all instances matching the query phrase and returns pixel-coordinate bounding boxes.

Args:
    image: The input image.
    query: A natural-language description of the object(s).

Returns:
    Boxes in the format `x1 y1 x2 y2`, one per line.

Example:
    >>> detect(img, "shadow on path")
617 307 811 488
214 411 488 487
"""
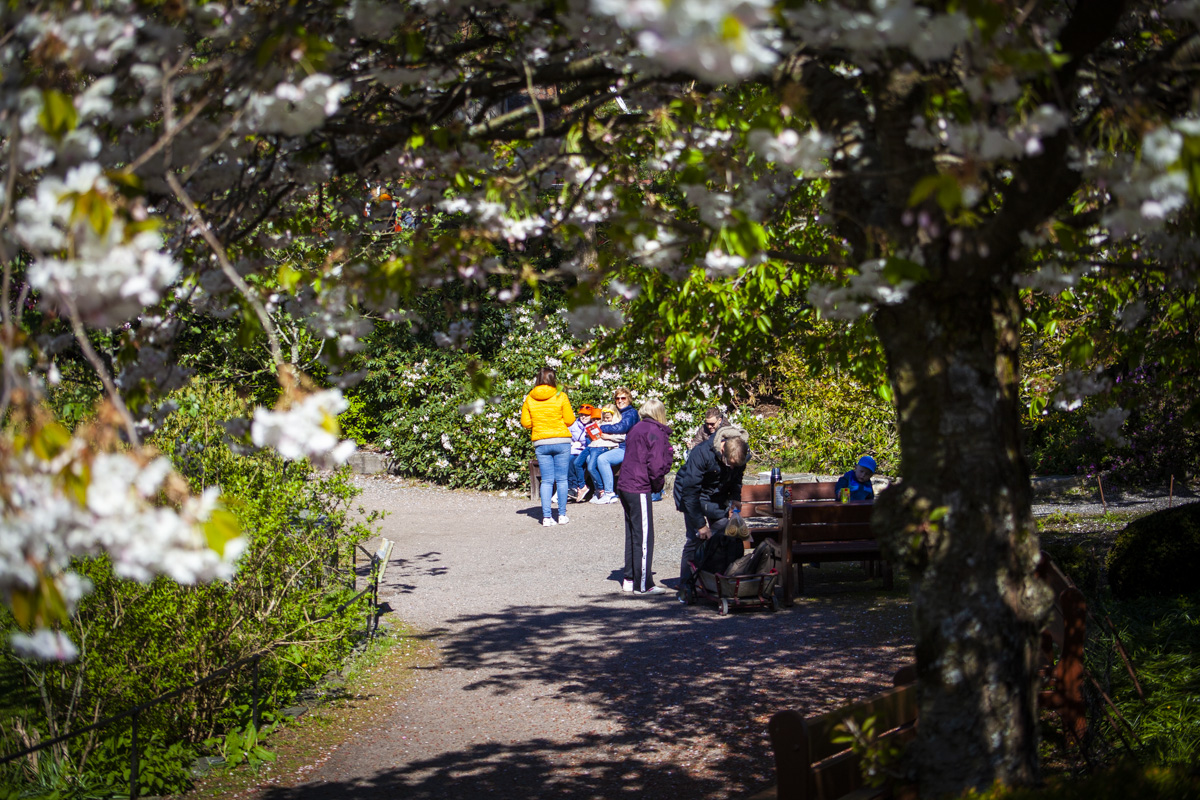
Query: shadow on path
266 572 911 799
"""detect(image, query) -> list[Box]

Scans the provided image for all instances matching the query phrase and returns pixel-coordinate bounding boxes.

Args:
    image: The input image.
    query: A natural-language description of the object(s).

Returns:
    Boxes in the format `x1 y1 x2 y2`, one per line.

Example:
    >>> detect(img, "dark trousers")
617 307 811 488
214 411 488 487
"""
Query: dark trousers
620 491 655 592
680 513 730 586
568 450 589 490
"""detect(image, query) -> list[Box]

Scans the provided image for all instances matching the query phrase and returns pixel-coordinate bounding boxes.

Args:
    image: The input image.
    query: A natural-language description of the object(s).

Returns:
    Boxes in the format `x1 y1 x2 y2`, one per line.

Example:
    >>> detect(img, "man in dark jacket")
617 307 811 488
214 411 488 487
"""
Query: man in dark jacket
673 425 749 599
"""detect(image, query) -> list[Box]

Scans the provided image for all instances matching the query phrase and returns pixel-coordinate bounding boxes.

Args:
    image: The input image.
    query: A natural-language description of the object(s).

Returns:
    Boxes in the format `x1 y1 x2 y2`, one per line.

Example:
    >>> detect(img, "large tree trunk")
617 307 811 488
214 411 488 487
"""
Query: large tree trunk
873 277 1051 797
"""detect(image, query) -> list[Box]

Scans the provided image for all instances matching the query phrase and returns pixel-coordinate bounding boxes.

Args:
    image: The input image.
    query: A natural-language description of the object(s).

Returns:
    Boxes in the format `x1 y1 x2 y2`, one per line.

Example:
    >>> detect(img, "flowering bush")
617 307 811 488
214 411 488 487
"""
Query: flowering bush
345 302 899 486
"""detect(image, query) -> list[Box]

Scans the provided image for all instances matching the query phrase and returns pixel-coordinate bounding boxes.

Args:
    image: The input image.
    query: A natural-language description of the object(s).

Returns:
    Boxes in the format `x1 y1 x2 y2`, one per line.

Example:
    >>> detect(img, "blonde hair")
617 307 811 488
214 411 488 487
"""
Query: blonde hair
600 405 619 418
726 516 750 540
638 398 667 425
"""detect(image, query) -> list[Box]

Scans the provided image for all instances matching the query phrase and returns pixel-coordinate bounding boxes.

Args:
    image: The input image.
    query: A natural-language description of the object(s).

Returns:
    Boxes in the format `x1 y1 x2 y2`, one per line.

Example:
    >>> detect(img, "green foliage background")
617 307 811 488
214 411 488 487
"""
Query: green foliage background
0 383 377 796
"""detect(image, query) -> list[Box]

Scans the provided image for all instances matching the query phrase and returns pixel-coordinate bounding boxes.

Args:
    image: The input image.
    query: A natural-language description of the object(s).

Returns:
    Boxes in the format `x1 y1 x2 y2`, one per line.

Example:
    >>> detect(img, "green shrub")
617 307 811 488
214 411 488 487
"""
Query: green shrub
963 762 1200 800
1041 543 1101 598
347 302 900 488
1106 503 1200 599
0 381 378 795
745 353 898 474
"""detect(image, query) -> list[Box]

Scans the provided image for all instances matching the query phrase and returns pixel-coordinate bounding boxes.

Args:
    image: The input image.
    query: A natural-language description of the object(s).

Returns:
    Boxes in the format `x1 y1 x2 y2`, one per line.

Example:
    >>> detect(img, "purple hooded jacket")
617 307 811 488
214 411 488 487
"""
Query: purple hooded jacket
616 418 675 494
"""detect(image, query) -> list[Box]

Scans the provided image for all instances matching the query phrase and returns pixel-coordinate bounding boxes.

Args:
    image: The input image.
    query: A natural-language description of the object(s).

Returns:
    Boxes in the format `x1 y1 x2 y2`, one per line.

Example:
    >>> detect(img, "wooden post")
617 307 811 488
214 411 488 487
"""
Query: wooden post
1098 475 1107 512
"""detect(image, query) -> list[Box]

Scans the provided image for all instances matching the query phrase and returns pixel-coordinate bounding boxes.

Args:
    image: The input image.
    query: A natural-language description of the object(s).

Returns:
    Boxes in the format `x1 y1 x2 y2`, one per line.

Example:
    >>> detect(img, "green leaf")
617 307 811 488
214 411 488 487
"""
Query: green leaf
38 89 78 141
881 257 930 286
203 508 243 557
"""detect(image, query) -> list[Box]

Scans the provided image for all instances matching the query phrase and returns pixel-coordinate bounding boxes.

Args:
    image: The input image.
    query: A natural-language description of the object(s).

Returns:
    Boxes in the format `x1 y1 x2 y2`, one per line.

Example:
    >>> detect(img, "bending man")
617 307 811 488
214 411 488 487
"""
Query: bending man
672 425 749 602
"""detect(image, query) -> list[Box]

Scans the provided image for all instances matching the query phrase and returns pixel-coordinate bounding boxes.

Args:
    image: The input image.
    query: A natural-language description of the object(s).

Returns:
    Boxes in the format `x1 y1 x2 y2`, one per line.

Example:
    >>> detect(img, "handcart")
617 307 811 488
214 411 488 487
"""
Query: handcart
684 563 780 615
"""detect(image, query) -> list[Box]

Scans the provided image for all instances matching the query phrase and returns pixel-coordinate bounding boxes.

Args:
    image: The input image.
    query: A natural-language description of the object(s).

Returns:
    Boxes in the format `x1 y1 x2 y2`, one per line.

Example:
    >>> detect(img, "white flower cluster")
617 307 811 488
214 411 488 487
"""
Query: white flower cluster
1053 369 1111 412
807 258 917 321
439 197 547 243
15 11 139 71
1087 407 1130 447
14 164 181 328
592 0 780 84
1013 263 1097 294
433 320 476 349
239 74 350 137
250 390 357 468
906 106 1069 162
2 447 243 661
1098 120 1196 238
747 127 833 174
785 0 973 63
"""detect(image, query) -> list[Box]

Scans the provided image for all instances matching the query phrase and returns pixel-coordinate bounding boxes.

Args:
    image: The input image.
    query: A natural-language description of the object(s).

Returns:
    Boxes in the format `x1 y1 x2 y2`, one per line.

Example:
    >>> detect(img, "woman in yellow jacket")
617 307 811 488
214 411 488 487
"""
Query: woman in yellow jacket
521 367 576 527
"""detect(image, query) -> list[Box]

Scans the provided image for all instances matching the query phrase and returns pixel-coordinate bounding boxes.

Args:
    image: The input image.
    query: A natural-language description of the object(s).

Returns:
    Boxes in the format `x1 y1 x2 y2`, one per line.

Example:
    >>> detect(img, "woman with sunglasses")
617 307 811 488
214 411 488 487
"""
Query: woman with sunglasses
589 386 639 504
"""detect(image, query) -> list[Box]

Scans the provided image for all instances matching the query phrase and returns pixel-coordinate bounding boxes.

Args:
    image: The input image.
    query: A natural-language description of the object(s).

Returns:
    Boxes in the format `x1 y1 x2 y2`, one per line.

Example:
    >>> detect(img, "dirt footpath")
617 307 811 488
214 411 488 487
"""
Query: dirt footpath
257 477 914 800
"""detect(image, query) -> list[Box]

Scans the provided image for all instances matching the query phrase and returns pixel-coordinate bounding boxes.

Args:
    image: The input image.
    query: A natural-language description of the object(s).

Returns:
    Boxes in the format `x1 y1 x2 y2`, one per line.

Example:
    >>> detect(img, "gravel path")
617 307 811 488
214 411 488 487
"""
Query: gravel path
259 476 914 800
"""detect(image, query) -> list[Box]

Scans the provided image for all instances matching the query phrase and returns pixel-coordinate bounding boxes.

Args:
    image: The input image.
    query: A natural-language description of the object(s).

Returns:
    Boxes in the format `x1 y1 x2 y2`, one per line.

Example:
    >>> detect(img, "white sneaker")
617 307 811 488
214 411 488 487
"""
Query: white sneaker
601 494 620 504
558 515 570 525
542 518 557 527
637 585 667 595
589 492 608 504
622 580 634 592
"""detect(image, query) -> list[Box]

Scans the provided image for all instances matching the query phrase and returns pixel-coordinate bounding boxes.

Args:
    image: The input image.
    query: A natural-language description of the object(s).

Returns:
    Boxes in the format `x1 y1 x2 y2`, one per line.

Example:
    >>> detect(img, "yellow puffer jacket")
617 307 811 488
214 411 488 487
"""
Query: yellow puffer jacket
521 384 575 442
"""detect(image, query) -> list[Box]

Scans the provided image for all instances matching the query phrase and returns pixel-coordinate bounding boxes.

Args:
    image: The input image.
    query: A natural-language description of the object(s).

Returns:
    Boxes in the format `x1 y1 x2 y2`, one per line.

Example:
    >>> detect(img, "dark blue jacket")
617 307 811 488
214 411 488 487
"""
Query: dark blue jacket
600 405 639 448
672 438 745 531
616 419 674 494
834 470 875 501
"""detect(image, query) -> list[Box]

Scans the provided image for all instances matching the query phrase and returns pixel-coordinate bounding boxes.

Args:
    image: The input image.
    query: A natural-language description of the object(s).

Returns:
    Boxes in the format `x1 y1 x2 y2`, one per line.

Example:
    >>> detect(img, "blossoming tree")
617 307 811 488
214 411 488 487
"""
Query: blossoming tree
3 0 1199 794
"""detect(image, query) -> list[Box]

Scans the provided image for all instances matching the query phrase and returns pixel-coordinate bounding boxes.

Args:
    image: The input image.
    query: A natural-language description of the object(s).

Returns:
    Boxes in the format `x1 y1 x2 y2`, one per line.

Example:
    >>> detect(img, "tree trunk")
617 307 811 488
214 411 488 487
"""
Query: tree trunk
873 278 1051 797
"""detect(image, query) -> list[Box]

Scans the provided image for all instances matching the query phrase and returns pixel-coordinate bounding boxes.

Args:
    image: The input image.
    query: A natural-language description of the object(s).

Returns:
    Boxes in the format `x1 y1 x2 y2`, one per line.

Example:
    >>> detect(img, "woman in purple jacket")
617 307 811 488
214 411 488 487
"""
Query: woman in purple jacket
615 399 675 595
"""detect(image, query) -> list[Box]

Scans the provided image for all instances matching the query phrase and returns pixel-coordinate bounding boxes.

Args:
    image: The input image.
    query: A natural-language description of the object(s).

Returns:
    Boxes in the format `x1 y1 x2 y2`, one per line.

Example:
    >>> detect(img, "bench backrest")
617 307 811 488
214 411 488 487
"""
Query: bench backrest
739 483 776 518
790 481 838 501
737 482 841 519
785 502 874 543
769 683 917 800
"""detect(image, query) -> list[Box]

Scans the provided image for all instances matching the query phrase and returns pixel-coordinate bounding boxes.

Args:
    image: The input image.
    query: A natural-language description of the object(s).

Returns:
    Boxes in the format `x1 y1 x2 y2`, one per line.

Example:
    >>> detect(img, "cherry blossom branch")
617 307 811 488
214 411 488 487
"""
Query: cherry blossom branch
62 296 140 446
166 173 285 369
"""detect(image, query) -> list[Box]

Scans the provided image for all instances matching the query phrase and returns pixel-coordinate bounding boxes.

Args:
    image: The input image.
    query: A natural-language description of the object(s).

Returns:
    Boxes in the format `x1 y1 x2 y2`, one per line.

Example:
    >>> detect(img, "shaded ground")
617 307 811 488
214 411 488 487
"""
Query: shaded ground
244 477 913 800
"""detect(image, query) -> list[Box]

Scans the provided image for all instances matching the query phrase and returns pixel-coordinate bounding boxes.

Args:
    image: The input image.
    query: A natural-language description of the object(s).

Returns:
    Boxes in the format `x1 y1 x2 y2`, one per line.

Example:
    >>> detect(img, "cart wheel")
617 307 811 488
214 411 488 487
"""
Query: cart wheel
719 598 730 616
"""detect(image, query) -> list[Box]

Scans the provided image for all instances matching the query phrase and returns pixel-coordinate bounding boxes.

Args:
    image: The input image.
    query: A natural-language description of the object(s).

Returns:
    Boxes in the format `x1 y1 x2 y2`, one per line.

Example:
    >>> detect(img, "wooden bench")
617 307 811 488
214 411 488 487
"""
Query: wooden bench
753 679 918 800
780 501 892 604
528 456 618 500
737 481 838 524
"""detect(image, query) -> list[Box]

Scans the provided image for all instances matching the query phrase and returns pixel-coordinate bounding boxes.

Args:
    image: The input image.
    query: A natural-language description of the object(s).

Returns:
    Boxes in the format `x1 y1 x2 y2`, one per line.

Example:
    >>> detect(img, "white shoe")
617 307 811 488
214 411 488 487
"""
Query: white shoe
542 518 557 527
589 492 608 504
601 494 620 504
636 585 667 595
622 580 633 592
558 515 570 525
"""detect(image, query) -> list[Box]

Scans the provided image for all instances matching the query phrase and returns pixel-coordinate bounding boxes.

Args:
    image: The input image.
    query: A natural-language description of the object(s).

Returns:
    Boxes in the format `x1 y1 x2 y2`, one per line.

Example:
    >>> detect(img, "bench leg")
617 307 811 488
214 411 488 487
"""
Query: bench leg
528 461 540 501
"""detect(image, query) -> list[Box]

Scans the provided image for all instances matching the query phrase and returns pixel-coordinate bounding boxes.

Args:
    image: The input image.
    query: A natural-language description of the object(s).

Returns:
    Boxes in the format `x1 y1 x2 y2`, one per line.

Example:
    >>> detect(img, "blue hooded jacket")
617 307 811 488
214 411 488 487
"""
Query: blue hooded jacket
599 404 639 448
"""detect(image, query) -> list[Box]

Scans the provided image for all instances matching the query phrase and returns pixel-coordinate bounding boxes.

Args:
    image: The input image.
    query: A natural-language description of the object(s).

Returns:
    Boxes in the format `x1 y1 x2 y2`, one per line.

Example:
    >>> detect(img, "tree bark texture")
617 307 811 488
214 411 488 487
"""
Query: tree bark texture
874 279 1052 797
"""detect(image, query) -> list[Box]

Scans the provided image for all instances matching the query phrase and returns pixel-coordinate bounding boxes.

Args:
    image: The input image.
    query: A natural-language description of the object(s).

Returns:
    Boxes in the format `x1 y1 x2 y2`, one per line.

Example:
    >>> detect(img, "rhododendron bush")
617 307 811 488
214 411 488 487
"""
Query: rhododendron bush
2 0 1200 793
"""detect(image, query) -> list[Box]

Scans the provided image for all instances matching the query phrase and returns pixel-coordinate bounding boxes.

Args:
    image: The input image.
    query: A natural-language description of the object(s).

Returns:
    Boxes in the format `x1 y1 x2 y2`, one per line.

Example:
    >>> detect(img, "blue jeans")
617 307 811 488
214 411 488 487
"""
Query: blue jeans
568 450 589 491
535 442 571 520
595 447 626 494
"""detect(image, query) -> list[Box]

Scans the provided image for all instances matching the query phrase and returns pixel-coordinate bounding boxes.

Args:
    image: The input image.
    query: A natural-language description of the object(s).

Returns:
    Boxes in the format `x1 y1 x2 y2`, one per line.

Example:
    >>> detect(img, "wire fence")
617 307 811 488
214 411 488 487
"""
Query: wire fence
0 537 395 798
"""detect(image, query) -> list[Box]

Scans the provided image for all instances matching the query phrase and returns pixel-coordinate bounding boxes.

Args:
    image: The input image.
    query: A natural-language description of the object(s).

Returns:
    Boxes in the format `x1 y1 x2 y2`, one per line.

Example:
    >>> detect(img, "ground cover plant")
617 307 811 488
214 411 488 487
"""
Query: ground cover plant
0 383 379 796
1037 504 1200 772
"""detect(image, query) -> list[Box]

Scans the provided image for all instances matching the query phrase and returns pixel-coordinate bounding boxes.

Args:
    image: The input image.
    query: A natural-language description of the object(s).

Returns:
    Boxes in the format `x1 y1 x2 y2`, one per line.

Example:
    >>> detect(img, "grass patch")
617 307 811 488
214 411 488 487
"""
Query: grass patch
184 620 436 799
